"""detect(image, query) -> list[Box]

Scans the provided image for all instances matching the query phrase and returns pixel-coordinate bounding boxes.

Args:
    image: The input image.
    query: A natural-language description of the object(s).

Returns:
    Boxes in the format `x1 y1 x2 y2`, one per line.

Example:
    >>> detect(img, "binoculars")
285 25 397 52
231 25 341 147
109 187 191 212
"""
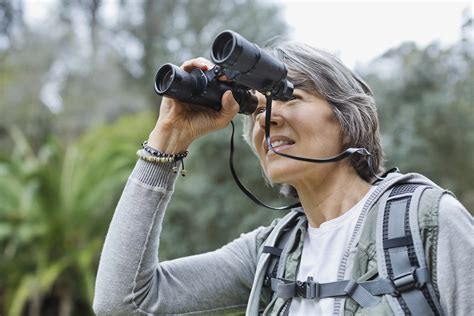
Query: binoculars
154 30 294 115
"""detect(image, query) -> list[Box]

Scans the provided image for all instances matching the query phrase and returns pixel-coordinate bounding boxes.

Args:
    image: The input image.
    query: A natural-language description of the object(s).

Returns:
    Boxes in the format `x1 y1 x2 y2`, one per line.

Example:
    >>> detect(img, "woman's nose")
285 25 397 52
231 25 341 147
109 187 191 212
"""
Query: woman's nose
257 103 284 129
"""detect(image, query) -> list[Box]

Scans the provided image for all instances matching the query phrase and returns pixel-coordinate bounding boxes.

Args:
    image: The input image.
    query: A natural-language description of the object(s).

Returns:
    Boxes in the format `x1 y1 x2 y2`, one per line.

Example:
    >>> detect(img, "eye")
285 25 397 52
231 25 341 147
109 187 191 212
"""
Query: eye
252 107 266 121
254 107 266 115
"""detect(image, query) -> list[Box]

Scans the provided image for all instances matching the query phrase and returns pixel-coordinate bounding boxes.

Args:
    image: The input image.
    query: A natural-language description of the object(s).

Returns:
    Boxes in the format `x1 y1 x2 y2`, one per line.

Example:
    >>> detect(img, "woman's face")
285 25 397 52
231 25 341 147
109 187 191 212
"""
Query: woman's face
251 88 345 186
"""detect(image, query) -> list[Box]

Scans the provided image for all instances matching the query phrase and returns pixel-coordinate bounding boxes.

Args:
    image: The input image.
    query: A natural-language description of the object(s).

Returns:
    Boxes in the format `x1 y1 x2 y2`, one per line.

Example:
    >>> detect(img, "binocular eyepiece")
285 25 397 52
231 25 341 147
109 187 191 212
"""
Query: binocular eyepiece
155 30 294 115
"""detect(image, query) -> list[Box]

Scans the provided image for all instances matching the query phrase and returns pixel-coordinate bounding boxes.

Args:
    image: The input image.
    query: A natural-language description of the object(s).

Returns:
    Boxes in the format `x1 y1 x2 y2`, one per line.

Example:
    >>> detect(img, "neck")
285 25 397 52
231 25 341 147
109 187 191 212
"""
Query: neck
292 165 372 228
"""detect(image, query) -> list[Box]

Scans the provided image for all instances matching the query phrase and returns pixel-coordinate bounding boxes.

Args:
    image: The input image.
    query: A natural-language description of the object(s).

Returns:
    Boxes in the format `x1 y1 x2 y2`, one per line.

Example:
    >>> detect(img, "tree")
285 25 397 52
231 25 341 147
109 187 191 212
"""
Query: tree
0 0 289 153
111 0 288 106
0 113 152 315
0 1 290 313
359 21 474 212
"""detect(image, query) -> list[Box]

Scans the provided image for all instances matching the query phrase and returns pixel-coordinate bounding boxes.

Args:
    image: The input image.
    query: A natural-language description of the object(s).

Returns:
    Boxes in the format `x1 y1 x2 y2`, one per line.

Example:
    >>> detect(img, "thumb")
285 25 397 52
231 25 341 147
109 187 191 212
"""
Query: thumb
220 90 240 119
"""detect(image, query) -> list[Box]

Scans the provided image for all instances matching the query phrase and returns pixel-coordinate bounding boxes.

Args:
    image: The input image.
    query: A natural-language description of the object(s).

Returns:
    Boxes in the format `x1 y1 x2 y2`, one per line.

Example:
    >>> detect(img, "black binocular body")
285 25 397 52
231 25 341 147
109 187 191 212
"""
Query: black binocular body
154 30 294 115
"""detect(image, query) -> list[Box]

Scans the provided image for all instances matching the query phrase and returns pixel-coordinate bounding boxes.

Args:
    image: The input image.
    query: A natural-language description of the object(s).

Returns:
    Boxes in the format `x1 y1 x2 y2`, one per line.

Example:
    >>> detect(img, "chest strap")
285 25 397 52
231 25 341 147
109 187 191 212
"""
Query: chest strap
270 266 430 308
262 246 283 257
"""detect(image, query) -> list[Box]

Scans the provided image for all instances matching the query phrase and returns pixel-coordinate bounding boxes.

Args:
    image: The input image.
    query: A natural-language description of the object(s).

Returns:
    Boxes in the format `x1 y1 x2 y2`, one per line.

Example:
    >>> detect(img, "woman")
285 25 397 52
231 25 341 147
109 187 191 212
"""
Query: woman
93 41 471 315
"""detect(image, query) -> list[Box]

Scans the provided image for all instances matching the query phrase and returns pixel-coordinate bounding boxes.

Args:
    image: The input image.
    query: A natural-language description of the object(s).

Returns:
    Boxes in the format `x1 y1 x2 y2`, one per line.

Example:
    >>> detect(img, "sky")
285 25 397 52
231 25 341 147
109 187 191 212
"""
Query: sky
278 0 471 67
24 0 472 69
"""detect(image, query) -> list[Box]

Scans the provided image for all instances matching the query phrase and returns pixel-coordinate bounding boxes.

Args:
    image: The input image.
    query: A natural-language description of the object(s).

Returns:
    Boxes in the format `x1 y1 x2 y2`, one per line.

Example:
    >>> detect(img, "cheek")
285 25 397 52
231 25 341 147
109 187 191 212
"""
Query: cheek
295 112 343 151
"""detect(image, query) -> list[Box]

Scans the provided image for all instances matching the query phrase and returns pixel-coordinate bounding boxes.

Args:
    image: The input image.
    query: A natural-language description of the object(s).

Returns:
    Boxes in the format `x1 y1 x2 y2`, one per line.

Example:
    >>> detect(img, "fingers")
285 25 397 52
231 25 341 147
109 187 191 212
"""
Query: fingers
181 57 214 72
222 90 240 114
217 74 230 82
180 57 229 81
178 58 240 130
215 90 240 129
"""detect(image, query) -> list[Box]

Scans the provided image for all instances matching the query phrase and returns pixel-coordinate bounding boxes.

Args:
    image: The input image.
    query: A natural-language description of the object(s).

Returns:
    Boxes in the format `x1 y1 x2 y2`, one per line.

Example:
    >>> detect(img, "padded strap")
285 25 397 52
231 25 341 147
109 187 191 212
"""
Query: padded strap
276 217 307 279
380 184 441 315
247 211 302 315
262 213 306 315
263 216 302 290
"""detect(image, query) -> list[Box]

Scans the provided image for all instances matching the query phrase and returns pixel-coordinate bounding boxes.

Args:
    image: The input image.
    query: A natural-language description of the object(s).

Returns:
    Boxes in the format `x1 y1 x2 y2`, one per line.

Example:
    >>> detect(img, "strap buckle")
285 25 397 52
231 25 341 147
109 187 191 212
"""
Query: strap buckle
391 268 421 295
295 277 319 299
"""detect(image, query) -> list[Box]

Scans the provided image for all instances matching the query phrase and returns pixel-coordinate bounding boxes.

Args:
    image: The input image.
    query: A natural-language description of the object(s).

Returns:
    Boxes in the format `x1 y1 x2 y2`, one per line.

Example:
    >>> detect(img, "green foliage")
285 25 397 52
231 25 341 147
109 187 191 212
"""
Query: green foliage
0 30 56 150
0 110 286 314
0 113 153 315
360 40 474 211
0 0 290 313
1 1 472 315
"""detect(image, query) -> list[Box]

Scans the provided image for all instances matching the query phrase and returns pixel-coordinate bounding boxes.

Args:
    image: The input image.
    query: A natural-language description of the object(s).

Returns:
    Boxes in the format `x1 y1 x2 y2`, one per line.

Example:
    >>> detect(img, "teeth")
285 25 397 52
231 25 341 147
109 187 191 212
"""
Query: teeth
270 140 292 148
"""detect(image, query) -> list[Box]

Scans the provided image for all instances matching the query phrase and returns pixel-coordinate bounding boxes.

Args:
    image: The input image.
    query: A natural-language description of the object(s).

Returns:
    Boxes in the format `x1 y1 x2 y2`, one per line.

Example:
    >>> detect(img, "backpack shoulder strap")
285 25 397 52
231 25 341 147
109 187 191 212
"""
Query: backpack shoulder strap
262 222 294 288
375 183 444 316
246 210 304 315
263 212 306 290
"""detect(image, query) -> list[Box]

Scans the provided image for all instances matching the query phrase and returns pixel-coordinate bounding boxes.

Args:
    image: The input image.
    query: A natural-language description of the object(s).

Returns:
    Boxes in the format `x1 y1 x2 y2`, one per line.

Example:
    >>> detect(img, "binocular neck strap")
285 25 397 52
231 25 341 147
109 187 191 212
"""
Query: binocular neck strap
229 120 301 211
264 95 382 180
264 95 372 163
227 94 384 212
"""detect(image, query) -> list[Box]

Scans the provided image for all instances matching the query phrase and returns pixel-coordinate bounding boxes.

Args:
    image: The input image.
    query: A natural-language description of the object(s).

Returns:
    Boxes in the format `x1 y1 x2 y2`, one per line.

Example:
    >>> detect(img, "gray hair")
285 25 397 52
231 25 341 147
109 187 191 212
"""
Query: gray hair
243 41 384 198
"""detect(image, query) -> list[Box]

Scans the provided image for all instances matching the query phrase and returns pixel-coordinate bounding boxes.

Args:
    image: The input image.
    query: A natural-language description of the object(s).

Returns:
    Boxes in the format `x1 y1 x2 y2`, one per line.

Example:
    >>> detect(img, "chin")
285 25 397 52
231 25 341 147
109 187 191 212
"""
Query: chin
263 161 302 185
264 157 338 186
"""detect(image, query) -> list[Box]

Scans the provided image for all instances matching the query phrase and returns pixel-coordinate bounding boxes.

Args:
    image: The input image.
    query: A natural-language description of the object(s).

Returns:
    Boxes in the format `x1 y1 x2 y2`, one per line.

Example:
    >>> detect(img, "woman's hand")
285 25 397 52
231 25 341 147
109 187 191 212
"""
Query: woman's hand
147 57 240 154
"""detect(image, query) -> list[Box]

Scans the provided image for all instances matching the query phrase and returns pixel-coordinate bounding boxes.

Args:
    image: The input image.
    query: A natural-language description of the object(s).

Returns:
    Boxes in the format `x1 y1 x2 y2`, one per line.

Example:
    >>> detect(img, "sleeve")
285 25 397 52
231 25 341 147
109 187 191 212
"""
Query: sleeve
93 159 264 315
436 194 474 316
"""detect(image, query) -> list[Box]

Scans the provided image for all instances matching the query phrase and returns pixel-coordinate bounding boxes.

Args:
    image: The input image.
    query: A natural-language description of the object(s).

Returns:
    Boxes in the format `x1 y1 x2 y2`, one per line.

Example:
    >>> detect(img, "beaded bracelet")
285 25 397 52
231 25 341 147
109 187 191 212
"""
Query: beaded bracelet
142 141 189 161
136 150 187 177
137 141 188 177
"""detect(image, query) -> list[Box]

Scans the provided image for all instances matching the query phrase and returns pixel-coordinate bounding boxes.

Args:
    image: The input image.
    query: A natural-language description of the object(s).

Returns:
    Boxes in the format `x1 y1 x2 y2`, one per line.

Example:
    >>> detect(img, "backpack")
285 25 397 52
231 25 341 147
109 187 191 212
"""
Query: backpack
254 183 448 315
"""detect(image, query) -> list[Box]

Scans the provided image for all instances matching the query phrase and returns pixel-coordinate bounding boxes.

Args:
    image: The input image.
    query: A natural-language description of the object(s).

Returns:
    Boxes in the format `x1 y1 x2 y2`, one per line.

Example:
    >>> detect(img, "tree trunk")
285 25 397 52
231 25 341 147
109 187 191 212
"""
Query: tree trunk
59 287 73 316
28 290 41 316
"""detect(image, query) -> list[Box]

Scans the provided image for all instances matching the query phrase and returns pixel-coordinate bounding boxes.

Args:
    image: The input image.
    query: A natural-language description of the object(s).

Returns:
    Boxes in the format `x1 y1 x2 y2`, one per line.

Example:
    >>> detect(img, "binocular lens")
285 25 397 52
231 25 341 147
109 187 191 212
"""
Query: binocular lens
156 64 175 94
212 32 236 63
155 63 208 101
160 69 174 92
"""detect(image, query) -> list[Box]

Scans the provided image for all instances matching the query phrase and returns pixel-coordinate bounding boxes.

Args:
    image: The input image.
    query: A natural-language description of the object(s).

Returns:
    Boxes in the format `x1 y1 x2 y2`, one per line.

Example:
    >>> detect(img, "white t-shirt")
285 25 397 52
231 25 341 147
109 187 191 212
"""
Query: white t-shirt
289 187 376 315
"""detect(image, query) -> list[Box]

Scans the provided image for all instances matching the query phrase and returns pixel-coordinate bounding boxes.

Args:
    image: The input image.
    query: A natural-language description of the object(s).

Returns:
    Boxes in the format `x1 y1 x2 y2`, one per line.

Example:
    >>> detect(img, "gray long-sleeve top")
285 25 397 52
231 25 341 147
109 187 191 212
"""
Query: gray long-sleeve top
93 159 473 315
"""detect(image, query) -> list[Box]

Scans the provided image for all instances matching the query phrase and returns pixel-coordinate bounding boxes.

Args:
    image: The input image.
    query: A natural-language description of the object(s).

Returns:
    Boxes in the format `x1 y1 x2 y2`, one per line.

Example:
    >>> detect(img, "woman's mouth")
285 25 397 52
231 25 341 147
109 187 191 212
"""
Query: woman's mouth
265 137 295 154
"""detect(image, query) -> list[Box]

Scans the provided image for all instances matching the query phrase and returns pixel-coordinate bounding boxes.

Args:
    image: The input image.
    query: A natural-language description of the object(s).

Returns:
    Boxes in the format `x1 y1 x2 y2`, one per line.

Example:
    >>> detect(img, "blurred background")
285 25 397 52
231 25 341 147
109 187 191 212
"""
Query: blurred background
0 0 472 315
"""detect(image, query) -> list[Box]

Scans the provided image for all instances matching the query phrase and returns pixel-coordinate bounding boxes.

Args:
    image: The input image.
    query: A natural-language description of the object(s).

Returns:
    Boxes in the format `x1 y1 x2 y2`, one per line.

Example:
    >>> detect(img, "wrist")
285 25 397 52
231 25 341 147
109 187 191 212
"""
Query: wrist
141 142 188 161
148 123 192 154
